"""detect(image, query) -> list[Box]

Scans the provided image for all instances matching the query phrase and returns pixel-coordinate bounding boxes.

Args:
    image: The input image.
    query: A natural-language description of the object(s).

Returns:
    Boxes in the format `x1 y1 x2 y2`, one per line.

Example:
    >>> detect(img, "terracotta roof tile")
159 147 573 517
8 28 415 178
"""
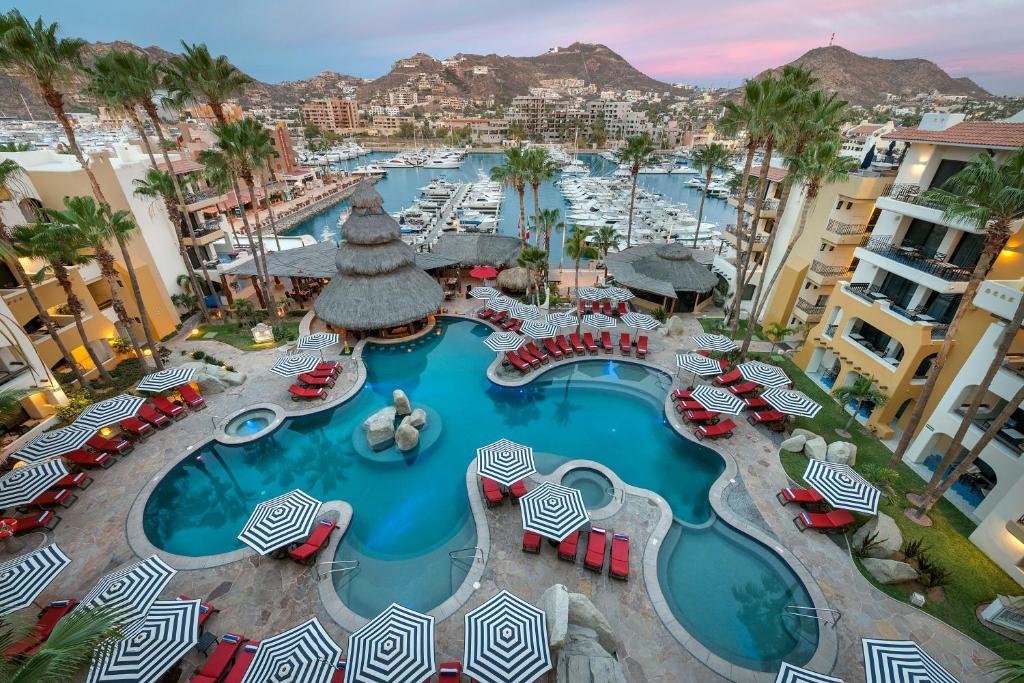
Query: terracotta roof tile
848 124 884 135
749 165 788 183
156 158 204 175
883 122 1024 150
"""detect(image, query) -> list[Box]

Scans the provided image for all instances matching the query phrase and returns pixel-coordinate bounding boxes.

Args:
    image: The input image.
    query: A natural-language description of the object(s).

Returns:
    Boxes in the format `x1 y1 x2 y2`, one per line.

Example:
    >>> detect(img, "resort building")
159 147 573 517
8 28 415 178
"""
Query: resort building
184 102 244 124
606 243 718 313
301 97 360 133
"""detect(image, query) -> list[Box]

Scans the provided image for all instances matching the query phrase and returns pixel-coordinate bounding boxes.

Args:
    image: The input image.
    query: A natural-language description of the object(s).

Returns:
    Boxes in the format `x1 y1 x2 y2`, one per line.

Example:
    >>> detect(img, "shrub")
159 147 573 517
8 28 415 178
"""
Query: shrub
901 538 925 561
916 552 953 588
853 529 884 559
191 350 206 360
286 309 307 319
54 390 94 424
109 337 134 355
652 306 668 323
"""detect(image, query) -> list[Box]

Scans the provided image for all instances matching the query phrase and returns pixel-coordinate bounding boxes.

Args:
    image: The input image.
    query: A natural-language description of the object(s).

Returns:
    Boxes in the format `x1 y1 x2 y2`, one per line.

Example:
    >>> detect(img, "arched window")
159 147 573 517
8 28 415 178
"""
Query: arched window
914 353 937 379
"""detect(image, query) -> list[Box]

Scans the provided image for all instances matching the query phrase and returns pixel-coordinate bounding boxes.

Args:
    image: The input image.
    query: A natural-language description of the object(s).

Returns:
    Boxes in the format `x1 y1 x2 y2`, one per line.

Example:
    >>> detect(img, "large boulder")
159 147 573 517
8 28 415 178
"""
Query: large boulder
181 362 246 393
780 434 807 453
395 420 419 452
567 592 618 656
393 389 412 416
408 408 427 429
791 428 819 442
826 441 858 466
852 513 902 559
557 626 627 683
362 407 396 450
862 558 918 585
537 584 570 650
658 315 686 338
804 436 828 460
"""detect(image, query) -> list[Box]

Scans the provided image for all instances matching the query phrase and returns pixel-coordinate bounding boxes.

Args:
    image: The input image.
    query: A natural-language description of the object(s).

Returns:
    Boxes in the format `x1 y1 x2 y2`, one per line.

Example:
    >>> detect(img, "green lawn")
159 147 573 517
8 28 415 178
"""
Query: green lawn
186 322 300 351
764 353 1024 659
698 316 768 340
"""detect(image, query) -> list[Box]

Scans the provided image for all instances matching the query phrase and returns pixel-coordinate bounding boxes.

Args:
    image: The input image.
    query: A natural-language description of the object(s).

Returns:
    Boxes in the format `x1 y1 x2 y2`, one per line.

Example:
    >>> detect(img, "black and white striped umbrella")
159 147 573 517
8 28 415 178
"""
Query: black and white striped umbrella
519 482 589 542
0 458 69 509
761 388 822 418
862 639 959 683
242 617 343 683
621 312 660 330
471 286 500 300
509 303 541 320
75 394 146 431
476 438 536 487
487 296 518 312
297 332 341 352
519 320 558 339
691 386 745 414
237 489 322 555
137 367 197 393
576 287 605 301
675 354 722 376
737 361 791 388
87 599 200 683
270 354 321 378
545 311 576 328
80 555 176 639
0 543 72 616
463 590 552 683
12 424 94 463
803 460 880 515
693 333 738 352
344 603 435 683
774 661 844 683
484 331 525 353
581 313 616 330
605 287 634 302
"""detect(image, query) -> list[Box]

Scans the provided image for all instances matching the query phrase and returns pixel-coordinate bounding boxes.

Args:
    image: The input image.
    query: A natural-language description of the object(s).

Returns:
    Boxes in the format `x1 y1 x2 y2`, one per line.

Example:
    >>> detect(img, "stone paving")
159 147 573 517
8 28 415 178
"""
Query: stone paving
0 300 1004 681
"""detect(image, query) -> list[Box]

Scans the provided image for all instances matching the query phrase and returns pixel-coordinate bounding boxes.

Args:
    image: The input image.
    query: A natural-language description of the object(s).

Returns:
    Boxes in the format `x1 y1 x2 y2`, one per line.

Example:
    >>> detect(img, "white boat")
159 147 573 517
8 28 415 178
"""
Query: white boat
671 165 699 175
561 160 589 174
351 163 387 176
686 177 704 188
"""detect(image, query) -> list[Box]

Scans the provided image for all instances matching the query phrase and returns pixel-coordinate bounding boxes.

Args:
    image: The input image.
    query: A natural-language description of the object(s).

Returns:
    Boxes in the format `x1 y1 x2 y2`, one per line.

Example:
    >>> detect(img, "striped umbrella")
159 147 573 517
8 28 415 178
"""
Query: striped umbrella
605 287 634 302
483 332 525 353
803 460 880 515
693 333 737 353
463 590 552 683
862 639 959 683
545 311 576 328
0 458 69 509
136 367 197 393
519 482 589 542
621 312 660 331
270 354 321 378
509 303 541 321
11 424 94 463
775 662 844 683
86 599 200 683
476 438 536 487
737 361 791 388
0 543 72 617
691 386 745 414
760 388 822 418
242 618 343 683
576 287 605 302
345 603 435 683
297 332 341 352
75 394 146 431
471 286 501 300
518 320 557 339
238 489 322 555
581 314 616 330
487 296 518 312
675 354 722 376
80 555 176 640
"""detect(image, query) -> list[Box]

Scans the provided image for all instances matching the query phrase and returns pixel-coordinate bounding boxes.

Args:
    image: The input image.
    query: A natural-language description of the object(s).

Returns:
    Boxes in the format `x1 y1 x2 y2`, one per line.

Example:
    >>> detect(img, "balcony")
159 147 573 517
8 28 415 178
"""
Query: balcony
182 192 225 212
182 224 227 248
823 218 869 246
846 283 951 339
860 236 973 283
794 298 825 322
723 224 768 251
728 195 780 218
807 259 854 286
876 183 982 233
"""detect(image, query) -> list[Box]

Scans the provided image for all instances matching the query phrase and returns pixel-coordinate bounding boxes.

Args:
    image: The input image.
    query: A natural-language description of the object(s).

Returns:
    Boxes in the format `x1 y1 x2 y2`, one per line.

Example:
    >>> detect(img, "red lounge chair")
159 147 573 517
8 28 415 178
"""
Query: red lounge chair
619 333 631 355
636 336 648 358
674 400 703 412
695 418 737 441
223 641 260 683
13 511 60 534
491 311 508 325
190 633 244 683
748 409 786 425
86 434 132 454
509 480 527 503
501 317 518 331
310 367 339 379
289 518 339 564
522 531 541 553
138 403 170 428
482 477 504 507
437 662 462 682
517 347 541 368
504 352 530 374
743 397 771 411
555 335 573 356
577 300 586 315
793 509 856 533
120 417 153 439
600 330 614 353
289 385 326 401
151 396 185 420
584 527 607 572
65 449 114 469
714 369 742 385
558 530 580 562
582 332 599 354
684 410 720 424
569 333 586 354
51 472 91 490
477 307 495 319
610 533 629 580
616 302 627 317
591 302 600 315
298 373 335 388
510 319 524 333
316 361 340 373
23 488 77 510
727 381 759 396
672 389 693 400
178 595 217 630
525 342 549 364
543 338 563 359
330 660 347 683
4 599 78 658
601 301 613 317
179 384 206 410
776 488 826 506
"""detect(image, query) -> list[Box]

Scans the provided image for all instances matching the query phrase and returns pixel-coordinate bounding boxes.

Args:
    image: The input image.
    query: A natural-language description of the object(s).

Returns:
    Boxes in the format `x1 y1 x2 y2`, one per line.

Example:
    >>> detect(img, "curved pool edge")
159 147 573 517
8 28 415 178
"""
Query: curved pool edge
213 403 287 445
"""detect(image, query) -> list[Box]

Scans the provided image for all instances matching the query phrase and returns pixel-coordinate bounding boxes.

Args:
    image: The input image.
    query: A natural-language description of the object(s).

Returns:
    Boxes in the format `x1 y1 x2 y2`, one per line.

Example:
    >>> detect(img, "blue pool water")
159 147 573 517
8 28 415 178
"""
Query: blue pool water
142 319 817 670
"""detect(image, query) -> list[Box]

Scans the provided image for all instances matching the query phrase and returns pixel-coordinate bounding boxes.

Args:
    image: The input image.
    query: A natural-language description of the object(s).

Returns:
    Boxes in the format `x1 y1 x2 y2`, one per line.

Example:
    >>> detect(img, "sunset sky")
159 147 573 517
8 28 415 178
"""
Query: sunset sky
6 0 1023 94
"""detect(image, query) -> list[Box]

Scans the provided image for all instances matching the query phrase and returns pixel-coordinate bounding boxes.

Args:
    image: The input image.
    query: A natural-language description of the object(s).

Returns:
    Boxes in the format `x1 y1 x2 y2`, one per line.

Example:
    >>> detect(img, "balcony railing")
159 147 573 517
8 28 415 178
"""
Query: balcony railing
826 219 866 235
183 192 221 206
725 225 768 243
728 195 780 212
810 259 853 277
861 236 973 282
847 282 951 338
824 324 838 337
881 183 944 210
795 299 825 316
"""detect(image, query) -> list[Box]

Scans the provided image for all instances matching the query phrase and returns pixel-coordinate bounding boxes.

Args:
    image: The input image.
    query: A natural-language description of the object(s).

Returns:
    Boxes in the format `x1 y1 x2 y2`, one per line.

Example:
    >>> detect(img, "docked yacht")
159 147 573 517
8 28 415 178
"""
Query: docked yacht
351 163 387 176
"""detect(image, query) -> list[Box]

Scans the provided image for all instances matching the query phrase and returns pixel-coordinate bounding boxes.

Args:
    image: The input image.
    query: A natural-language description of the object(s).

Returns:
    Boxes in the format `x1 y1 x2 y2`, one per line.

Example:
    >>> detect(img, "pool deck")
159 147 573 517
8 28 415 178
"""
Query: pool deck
0 305 1001 682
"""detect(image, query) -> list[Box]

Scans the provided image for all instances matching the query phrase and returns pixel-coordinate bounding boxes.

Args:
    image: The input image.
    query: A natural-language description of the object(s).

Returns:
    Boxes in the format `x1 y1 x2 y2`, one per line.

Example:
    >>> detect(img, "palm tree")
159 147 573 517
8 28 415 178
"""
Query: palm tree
85 52 157 165
592 225 621 278
615 134 657 247
565 226 598 294
523 147 559 236
762 321 794 358
888 147 1024 467
199 152 239 248
0 605 122 683
535 208 563 265
690 143 732 247
162 41 250 127
832 376 888 435
986 653 1024 682
490 147 529 241
11 222 112 382
516 246 548 306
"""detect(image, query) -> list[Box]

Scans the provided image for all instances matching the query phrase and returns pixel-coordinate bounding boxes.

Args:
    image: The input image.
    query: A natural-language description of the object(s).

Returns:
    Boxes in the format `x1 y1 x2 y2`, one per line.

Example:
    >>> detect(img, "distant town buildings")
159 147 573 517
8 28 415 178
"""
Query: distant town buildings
301 97 360 133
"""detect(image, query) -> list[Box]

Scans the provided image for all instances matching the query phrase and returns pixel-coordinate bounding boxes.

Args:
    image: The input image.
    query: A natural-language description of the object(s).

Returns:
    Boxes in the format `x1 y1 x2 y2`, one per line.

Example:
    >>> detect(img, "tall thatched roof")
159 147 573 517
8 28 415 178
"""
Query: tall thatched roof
224 240 456 278
605 243 718 299
430 234 522 267
313 184 443 331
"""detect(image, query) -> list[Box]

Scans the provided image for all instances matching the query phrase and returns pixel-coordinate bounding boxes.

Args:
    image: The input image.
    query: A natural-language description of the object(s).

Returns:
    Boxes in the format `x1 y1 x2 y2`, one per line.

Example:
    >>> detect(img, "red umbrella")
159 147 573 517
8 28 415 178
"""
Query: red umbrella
469 266 498 280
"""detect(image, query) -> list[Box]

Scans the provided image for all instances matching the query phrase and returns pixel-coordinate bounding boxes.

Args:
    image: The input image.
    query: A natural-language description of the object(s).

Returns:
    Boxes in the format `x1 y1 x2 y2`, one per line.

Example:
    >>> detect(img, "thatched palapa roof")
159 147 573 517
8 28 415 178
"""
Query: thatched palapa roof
224 240 457 279
313 184 443 331
431 234 522 268
605 243 718 299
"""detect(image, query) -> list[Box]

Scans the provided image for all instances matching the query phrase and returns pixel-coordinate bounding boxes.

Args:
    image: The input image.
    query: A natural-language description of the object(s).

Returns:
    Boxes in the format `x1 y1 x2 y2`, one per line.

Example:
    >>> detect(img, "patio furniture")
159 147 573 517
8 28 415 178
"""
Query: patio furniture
714 369 742 385
684 410 720 424
522 531 541 553
694 419 737 441
726 381 759 396
793 509 856 533
86 434 133 454
50 472 91 490
776 488 826 507
582 332 599 354
517 347 541 368
569 333 586 354
138 403 170 428
609 533 629 580
189 633 244 683
12 510 60 534
179 385 206 410
509 480 528 503
636 336 648 358
298 373 335 388
288 385 326 401
119 417 153 439
584 527 607 572
555 335 574 357
525 342 549 363
288 518 339 565
543 338 563 359
64 449 114 469
482 477 505 507
619 333 631 355
222 641 259 683
601 331 614 353
437 662 462 682
504 352 531 374
747 409 787 425
558 530 580 561
151 396 186 420
4 599 78 658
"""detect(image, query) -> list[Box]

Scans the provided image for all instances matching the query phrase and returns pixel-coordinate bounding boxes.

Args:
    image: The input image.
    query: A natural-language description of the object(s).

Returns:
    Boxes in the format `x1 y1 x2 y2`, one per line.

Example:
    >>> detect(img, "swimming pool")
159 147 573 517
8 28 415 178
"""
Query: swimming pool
142 319 817 670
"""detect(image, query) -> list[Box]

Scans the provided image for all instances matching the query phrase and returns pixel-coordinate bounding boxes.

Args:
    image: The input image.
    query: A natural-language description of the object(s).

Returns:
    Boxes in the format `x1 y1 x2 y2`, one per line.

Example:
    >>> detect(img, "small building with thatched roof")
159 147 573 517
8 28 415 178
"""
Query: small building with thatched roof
430 234 522 268
313 184 443 334
605 243 718 313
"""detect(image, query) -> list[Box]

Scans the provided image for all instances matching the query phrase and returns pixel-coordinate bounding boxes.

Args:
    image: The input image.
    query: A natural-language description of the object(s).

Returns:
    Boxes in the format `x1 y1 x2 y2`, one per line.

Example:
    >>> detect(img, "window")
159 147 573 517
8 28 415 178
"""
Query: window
922 292 962 324
929 159 967 192
879 272 916 309
902 219 946 258
836 200 843 210
949 232 983 269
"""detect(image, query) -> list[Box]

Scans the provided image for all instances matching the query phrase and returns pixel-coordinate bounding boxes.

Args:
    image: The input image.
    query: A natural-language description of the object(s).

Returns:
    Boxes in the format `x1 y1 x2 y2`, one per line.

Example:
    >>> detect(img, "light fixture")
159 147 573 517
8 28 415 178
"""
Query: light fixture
100 427 112 437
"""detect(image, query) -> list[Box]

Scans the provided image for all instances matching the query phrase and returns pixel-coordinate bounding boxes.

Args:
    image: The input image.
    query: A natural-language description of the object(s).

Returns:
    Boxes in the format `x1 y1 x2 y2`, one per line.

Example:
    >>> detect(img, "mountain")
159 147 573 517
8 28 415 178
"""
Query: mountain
753 46 989 106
